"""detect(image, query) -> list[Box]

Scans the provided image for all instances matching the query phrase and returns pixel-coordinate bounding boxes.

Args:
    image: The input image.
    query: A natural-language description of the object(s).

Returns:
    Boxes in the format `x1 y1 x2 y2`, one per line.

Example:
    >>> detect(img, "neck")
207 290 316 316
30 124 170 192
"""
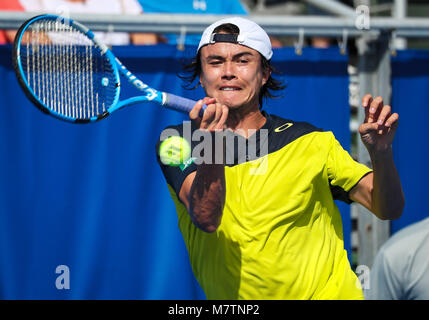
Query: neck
226 104 266 138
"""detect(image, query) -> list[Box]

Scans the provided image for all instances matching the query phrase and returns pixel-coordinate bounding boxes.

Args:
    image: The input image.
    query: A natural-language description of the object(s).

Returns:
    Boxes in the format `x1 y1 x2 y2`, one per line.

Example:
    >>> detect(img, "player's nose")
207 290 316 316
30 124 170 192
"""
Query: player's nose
221 62 236 80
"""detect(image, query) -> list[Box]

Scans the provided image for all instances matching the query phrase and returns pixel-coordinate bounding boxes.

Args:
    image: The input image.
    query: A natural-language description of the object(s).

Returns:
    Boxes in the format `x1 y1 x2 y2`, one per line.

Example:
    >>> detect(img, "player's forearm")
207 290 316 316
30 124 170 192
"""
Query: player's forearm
370 147 405 220
188 163 226 233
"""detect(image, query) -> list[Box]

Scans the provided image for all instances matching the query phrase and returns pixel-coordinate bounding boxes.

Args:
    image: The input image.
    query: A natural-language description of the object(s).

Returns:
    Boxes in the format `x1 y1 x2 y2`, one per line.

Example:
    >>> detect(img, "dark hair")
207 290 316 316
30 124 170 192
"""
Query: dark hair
179 23 285 109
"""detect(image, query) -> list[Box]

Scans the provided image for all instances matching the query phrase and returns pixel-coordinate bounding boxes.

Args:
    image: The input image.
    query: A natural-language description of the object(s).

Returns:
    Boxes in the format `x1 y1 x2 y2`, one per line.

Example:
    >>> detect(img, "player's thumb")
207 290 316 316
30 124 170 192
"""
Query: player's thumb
189 100 204 125
358 122 379 135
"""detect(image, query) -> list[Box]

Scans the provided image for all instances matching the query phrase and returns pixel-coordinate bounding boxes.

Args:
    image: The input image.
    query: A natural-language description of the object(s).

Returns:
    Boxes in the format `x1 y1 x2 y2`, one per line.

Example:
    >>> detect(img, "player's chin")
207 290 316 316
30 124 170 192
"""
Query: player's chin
225 103 244 111
226 98 257 111
216 96 245 110
216 91 242 104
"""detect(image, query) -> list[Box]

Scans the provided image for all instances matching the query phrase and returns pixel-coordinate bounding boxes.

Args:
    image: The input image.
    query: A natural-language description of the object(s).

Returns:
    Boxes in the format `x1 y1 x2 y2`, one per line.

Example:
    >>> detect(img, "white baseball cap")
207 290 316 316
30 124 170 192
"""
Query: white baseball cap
197 17 273 60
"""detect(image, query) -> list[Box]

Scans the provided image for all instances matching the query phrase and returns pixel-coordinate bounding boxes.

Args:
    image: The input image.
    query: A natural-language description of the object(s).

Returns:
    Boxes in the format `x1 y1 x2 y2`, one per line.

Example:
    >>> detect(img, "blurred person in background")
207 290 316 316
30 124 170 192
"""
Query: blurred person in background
365 217 429 300
136 0 282 47
0 0 25 44
306 1 333 48
19 0 162 45
136 0 248 46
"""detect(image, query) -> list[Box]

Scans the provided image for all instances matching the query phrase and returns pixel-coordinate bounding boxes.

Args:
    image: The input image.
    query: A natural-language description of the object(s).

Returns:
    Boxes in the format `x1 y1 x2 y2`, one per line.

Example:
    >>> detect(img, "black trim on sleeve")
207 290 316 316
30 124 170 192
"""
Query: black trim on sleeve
330 184 353 204
330 170 373 204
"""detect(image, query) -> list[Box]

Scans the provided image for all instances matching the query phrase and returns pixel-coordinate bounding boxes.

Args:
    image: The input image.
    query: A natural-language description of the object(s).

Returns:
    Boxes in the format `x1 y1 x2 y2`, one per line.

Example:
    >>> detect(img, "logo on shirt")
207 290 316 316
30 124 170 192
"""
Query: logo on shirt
274 123 293 132
179 157 197 171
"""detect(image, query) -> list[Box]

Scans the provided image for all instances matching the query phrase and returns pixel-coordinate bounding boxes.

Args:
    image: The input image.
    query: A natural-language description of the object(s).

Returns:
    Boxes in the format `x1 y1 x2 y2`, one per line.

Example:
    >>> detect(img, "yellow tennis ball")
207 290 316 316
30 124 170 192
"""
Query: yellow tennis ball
159 136 191 167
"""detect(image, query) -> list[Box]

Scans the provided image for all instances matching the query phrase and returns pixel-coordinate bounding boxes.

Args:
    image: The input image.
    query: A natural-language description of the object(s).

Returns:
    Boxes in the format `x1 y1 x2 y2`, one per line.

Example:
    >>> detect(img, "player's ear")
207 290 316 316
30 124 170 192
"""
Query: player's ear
260 57 271 86
261 69 271 86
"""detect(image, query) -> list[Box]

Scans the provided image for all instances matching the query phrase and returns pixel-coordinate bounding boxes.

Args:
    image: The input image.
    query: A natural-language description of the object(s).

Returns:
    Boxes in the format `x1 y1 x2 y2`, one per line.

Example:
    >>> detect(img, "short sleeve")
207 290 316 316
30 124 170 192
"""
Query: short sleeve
155 124 198 197
326 132 372 203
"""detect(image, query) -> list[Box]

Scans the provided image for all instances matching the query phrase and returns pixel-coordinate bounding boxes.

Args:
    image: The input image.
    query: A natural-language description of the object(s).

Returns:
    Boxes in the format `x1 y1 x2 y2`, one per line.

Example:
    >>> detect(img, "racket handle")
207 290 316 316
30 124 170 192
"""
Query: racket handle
164 93 207 117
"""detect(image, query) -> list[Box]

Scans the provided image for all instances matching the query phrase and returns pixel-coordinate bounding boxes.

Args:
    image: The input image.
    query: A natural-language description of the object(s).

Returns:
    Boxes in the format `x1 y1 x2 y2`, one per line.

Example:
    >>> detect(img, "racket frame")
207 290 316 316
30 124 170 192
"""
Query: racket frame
13 14 167 123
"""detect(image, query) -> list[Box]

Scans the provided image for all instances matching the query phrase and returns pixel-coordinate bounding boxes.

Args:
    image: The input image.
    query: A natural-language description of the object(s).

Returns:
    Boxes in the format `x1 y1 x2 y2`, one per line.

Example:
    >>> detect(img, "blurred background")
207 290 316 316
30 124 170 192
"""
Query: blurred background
0 0 428 299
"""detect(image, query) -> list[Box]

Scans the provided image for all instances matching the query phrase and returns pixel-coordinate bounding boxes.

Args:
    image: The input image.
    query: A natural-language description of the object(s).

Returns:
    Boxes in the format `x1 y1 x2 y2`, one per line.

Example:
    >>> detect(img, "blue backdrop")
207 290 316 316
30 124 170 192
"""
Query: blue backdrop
391 50 429 234
0 44 363 299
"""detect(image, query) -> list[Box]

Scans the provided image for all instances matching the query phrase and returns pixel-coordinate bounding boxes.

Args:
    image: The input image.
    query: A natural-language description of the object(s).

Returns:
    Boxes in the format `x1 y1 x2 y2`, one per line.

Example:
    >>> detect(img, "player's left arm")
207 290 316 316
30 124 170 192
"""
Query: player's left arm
349 94 405 220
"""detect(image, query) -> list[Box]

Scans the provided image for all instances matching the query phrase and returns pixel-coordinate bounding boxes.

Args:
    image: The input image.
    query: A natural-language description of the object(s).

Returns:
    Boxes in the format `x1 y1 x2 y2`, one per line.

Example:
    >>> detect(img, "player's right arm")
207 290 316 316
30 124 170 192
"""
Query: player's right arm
179 98 229 233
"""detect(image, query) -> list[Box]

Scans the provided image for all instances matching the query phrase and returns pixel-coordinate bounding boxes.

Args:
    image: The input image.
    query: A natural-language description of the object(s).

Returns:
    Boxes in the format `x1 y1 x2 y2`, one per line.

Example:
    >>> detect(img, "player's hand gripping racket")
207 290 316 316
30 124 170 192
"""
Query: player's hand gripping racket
13 14 206 123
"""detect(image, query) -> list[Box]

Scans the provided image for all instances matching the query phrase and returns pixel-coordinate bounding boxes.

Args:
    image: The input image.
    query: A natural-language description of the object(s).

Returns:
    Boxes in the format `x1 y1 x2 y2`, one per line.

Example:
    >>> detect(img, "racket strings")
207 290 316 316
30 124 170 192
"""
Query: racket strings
20 19 117 120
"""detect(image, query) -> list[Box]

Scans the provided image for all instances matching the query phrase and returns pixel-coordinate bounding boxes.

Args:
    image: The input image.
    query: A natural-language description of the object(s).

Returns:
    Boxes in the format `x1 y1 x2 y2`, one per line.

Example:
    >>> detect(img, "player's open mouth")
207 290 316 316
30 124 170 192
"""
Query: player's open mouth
219 87 241 91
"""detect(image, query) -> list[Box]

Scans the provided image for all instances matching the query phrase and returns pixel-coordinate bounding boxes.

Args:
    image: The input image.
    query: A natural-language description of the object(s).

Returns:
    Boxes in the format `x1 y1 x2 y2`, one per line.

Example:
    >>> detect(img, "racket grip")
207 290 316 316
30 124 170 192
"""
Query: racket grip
164 93 207 117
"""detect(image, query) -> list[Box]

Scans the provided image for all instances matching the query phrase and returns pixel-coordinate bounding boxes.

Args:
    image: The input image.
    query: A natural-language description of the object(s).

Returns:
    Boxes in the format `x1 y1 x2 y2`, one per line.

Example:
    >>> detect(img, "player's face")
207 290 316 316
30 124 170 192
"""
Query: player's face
199 42 269 110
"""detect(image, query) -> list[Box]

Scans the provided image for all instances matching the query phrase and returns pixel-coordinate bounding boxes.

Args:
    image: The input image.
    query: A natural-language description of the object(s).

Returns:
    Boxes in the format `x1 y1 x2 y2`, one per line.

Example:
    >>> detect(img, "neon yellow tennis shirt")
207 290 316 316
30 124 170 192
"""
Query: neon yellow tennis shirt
156 112 371 300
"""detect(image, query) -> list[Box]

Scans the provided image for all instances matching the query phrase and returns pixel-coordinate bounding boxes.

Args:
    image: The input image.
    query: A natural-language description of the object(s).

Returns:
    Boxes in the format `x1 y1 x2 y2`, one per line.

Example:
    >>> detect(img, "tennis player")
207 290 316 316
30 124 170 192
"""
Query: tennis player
156 17 404 299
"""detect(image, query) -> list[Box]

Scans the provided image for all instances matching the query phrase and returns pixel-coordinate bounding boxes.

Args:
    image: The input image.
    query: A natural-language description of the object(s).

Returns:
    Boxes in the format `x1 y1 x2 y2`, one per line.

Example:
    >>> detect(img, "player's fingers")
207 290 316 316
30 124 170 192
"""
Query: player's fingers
368 96 383 123
362 94 373 122
212 103 224 126
190 97 216 124
385 112 399 129
358 122 379 135
200 103 217 129
376 105 392 126
214 105 229 130
361 94 373 108
189 100 204 122
202 97 216 106
204 102 223 130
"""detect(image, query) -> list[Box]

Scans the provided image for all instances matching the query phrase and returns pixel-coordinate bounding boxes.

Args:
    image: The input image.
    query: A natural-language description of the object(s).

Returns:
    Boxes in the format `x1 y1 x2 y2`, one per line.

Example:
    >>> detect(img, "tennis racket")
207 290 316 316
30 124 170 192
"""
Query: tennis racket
13 14 206 123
